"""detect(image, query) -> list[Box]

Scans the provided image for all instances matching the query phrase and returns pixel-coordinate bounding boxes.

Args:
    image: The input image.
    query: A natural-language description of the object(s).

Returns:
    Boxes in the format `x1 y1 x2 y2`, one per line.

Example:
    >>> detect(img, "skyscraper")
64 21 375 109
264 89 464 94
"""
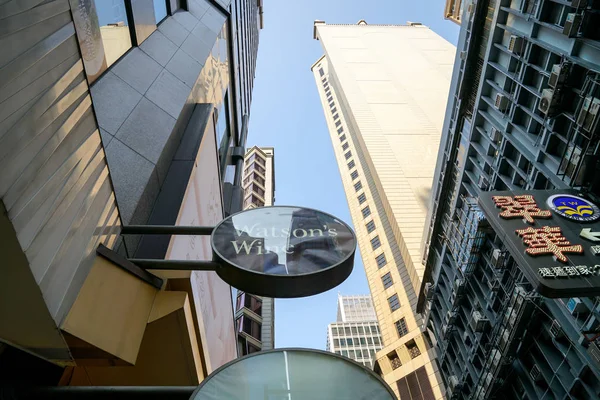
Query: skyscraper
235 146 275 355
420 1 600 399
0 0 264 387
312 20 456 399
326 295 383 369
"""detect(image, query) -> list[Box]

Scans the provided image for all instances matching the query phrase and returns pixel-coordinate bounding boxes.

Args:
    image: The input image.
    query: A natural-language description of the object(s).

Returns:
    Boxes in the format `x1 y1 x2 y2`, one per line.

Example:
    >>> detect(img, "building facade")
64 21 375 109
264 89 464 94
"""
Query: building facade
326 295 383 369
420 1 600 399
235 146 275 355
0 0 263 387
311 20 456 399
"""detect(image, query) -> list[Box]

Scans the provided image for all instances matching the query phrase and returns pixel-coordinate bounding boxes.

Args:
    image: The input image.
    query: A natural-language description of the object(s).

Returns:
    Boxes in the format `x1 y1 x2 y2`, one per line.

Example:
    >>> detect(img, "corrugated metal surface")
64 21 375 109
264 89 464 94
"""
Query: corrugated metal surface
0 0 121 326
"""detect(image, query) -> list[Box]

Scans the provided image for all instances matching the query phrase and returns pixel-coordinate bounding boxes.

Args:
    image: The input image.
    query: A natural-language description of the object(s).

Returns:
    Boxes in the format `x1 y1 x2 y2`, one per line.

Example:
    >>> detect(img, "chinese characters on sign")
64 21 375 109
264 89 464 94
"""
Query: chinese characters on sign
493 195 551 224
516 226 583 263
538 265 596 279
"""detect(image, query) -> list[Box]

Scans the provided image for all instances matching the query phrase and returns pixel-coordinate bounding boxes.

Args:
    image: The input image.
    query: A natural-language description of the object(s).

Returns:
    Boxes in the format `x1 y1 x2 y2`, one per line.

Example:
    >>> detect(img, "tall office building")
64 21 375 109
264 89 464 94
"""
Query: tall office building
326 295 383 369
311 20 456 399
235 146 275 355
445 0 465 24
420 1 600 399
0 0 263 388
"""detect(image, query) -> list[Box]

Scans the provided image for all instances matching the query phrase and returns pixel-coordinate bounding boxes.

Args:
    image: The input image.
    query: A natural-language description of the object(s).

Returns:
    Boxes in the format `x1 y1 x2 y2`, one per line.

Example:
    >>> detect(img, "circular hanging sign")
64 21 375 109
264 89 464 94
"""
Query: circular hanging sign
211 206 356 297
546 194 600 222
189 348 397 400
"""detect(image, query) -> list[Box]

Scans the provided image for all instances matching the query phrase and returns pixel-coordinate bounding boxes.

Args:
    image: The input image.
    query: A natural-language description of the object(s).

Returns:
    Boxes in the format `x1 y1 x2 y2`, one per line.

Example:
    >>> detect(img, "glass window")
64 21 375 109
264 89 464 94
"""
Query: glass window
333 113 339 120
332 327 338 335
334 339 340 347
376 253 386 268
322 78 327 83
94 0 132 68
354 181 362 192
329 101 335 108
342 142 349 151
319 68 325 76
327 96 333 103
351 170 358 180
362 206 371 218
153 0 167 23
366 220 376 233
395 318 408 338
331 107 337 114
382 272 393 289
335 120 341 127
366 337 373 345
348 160 355 169
358 193 367 204
388 294 400 312
347 338 353 346
236 316 261 341
371 236 381 250
345 151 352 160
345 327 351 336
360 337 366 345
337 127 344 134
243 294 263 315
340 134 346 142
339 338 346 346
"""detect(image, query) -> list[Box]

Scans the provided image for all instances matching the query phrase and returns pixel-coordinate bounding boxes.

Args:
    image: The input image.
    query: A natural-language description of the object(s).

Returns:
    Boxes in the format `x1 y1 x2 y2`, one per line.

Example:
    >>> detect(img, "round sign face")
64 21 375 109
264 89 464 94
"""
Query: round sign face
211 206 356 297
190 348 397 400
547 194 600 222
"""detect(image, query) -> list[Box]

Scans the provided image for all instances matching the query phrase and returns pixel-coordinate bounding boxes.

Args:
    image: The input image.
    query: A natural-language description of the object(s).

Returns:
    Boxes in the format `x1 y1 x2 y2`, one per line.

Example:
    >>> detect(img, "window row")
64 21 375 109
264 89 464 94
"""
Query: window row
236 293 262 316
243 172 265 186
245 183 265 197
331 325 379 336
244 195 264 208
335 348 379 360
246 153 266 167
236 315 261 341
333 336 382 347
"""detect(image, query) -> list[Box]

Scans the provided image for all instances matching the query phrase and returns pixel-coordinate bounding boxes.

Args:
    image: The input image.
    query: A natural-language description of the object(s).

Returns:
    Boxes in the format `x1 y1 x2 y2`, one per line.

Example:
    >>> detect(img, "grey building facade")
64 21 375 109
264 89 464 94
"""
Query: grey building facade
0 0 263 387
420 0 600 399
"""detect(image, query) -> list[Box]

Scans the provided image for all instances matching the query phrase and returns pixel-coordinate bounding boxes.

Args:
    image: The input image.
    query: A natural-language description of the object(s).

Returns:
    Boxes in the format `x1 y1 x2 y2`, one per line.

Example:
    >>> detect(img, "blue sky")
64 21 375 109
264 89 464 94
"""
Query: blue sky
246 0 460 349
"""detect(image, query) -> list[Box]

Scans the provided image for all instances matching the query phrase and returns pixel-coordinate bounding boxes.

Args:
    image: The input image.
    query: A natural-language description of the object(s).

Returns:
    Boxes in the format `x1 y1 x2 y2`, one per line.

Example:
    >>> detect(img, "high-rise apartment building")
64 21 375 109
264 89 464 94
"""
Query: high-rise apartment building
235 146 275 355
420 1 600 399
445 0 465 24
0 0 264 388
311 20 456 399
326 295 383 369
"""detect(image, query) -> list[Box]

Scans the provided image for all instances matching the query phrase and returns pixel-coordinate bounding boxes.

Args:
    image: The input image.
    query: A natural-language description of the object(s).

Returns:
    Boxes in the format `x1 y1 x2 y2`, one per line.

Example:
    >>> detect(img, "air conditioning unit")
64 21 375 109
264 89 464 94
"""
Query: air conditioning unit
490 127 501 143
567 297 588 314
495 93 509 111
471 310 489 332
460 51 467 60
572 0 588 8
490 348 501 368
492 249 504 268
447 310 457 325
548 63 570 89
448 375 460 391
478 175 489 190
530 365 543 382
583 97 600 133
424 282 435 300
509 309 519 326
577 96 592 126
487 279 499 292
550 319 564 339
538 88 560 115
499 329 510 349
508 35 524 54
563 13 582 38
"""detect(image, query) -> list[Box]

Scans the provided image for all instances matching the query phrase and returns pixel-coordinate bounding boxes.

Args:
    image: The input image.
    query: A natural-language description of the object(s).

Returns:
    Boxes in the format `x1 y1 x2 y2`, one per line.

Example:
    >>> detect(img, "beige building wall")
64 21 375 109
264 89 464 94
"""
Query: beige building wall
312 21 455 399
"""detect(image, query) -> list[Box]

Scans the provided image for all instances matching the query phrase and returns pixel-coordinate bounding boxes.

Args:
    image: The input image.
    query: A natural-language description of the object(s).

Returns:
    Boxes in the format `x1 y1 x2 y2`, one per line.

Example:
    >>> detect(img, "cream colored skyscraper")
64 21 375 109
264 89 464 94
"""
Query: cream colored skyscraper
312 20 455 399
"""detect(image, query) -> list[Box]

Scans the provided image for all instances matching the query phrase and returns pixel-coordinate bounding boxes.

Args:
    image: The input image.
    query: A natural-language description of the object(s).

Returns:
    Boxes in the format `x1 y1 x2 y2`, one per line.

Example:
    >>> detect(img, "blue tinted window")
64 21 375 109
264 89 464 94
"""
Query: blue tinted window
153 0 167 23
